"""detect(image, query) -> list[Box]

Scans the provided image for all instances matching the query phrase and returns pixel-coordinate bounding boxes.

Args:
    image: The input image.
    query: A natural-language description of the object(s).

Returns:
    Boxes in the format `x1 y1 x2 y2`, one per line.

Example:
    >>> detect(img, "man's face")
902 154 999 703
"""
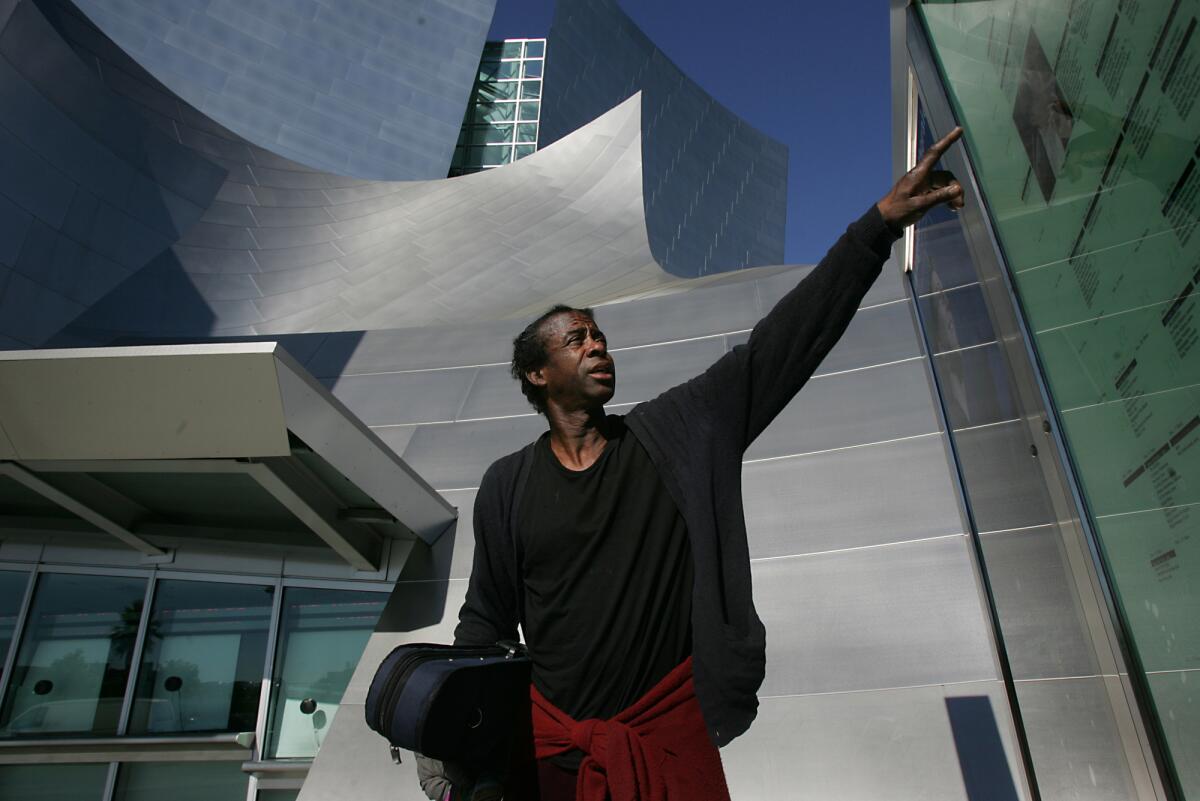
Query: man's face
527 312 616 411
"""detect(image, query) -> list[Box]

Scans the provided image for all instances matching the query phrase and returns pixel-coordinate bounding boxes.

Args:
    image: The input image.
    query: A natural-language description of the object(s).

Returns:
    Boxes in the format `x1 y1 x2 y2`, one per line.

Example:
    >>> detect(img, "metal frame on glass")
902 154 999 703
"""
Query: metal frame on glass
451 38 546 174
902 4 1174 799
0 559 390 800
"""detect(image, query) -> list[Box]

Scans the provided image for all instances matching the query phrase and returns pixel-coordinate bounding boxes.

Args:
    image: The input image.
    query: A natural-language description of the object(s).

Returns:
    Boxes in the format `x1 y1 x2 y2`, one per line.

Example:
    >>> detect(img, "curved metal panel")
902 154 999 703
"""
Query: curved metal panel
67 0 496 180
0 0 225 347
541 0 788 277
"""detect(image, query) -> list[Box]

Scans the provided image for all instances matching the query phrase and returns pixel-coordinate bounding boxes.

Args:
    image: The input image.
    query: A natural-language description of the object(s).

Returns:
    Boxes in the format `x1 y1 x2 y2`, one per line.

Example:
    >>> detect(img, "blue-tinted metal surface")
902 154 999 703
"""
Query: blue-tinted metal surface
540 0 788 277
68 0 496 180
0 0 224 347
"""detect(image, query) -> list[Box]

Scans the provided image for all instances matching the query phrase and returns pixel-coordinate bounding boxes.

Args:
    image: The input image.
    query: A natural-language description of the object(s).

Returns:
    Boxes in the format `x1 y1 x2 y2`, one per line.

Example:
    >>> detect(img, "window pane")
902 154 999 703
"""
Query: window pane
480 146 513 167
522 60 543 79
471 102 515 125
520 80 541 100
0 764 108 800
516 123 538 144
477 60 518 81
477 80 518 101
524 40 545 58
0 573 146 736
0 571 30 666
127 580 273 735
113 762 247 801
515 145 536 160
265 588 385 759
518 101 540 122
499 41 522 59
467 124 513 146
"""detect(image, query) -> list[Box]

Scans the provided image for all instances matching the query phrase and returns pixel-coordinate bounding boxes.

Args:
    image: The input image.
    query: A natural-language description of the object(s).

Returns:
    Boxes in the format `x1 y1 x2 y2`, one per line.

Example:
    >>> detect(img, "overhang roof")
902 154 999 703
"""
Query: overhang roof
0 343 456 570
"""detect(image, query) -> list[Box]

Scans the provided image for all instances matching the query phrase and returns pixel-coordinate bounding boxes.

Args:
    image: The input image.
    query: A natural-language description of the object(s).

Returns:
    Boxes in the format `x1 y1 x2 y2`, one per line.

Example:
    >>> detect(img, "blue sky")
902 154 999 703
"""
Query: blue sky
488 1 894 264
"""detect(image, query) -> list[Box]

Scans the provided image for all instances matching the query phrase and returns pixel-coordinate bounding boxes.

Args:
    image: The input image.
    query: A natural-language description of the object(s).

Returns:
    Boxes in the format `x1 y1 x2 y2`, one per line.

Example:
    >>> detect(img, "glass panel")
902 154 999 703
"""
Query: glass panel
0 764 108 800
467 124 514 146
515 145 536 160
127 580 272 735
0 571 30 665
518 101 540 122
477 80 519 101
480 146 513 167
525 40 545 58
522 60 543 79
0 573 146 736
499 41 522 59
516 123 538 144
477 60 518 81
256 791 299 801
520 80 541 100
113 761 247 801
481 42 503 59
471 102 515 125
916 0 1200 794
265 588 384 759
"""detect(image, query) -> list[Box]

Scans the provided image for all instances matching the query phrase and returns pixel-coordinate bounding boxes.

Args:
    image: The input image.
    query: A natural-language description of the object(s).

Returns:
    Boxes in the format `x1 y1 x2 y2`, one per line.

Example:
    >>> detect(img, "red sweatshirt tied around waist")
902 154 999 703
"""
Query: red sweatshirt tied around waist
530 657 730 801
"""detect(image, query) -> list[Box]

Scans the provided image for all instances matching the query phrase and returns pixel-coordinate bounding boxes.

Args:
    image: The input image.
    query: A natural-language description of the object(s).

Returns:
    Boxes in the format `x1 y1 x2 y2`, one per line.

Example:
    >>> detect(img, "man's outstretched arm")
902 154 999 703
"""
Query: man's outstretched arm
679 128 966 447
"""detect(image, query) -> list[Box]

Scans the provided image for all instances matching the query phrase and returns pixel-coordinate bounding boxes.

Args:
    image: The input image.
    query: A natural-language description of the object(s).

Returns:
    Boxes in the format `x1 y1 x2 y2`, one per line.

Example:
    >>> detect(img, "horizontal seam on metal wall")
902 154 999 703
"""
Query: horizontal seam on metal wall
742 431 942 465
748 532 964 564
757 674 1002 701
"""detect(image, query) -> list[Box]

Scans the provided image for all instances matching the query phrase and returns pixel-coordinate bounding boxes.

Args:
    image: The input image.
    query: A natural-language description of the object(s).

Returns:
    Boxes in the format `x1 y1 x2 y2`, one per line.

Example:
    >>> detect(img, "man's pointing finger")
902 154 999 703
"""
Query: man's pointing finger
914 126 964 175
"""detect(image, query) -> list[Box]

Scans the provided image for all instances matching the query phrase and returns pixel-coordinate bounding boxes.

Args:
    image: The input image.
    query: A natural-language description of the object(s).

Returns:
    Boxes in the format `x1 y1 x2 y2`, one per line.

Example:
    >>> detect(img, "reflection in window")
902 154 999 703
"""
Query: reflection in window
113 761 247 801
0 763 108 800
518 102 539 122
525 40 545 58
126 580 272 735
523 60 543 79
0 571 29 666
0 573 146 736
478 60 518 81
472 102 515 125
520 80 541 100
516 123 538 144
265 588 385 758
515 145 536 159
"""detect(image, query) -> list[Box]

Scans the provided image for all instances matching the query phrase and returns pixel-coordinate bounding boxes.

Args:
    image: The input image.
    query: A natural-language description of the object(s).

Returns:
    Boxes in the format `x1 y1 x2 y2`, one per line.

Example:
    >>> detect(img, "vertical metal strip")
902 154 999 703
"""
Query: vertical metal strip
253 578 285 762
101 761 120 801
116 573 157 735
0 567 39 717
906 267 1045 801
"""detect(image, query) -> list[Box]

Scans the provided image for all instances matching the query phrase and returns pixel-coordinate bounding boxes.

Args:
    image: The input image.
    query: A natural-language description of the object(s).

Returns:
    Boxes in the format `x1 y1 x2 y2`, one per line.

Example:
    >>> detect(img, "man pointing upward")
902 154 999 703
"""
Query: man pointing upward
454 128 966 801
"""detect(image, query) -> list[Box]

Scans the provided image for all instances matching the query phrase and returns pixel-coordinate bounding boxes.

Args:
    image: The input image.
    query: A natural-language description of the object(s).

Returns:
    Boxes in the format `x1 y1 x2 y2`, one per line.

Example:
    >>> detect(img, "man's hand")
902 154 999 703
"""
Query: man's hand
877 126 965 230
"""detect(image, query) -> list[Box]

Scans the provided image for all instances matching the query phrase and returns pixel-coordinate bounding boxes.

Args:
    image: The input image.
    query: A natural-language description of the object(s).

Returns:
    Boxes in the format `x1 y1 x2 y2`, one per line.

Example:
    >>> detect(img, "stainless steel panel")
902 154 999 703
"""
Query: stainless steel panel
753 535 997 696
979 526 1099 680
722 681 1022 801
313 323 515 376
743 433 962 559
456 363 535 421
608 337 727 407
330 366 477 426
746 357 939 461
810 298 923 376
953 420 1057 533
589 279 762 348
437 488 479 581
1146 670 1200 798
400 415 548 490
1013 677 1140 801
935 343 1021 430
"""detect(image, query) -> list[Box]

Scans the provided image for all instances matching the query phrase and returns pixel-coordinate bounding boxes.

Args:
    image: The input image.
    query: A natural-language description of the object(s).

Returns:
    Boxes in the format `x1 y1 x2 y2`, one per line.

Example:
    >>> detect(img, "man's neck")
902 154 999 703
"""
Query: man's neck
544 404 608 471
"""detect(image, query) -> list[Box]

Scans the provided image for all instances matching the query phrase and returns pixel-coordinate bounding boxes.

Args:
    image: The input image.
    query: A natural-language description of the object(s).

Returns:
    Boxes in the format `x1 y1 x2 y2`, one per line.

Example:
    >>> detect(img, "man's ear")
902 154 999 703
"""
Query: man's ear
526 367 547 388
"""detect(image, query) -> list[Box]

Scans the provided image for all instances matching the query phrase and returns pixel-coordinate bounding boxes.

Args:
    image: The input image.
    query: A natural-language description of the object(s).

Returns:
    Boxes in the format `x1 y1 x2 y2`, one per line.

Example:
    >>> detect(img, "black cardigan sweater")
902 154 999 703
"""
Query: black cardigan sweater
454 206 898 747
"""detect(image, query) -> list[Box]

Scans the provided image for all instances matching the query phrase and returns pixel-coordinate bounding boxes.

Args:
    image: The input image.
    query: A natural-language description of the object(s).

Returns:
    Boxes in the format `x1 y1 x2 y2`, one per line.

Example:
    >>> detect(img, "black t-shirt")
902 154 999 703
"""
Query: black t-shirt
518 416 693 726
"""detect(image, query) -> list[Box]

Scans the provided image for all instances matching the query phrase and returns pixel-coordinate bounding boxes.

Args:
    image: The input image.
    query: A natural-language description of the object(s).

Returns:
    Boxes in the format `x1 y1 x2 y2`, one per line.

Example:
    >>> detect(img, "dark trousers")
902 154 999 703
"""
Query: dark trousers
535 760 578 801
